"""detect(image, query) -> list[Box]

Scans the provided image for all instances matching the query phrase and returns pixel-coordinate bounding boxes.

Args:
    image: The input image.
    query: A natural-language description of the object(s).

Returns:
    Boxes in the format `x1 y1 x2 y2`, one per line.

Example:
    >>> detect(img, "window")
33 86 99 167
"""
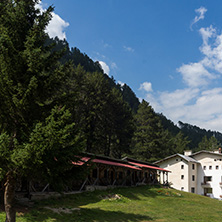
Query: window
192 175 195 181
203 166 206 170
192 164 195 170
181 187 184 191
191 187 195 193
181 175 184 180
216 165 219 170
209 166 212 170
204 176 212 182
181 165 184 169
204 188 212 194
176 159 178 161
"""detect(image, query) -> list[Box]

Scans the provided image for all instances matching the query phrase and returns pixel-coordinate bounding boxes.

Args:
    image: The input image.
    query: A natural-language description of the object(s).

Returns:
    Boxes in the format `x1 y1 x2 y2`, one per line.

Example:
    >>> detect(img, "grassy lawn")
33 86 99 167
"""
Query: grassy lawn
1 185 222 221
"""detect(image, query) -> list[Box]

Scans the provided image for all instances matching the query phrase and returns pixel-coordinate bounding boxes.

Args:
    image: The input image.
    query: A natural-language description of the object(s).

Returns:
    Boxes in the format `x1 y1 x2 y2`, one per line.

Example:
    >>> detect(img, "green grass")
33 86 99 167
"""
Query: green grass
1 185 222 221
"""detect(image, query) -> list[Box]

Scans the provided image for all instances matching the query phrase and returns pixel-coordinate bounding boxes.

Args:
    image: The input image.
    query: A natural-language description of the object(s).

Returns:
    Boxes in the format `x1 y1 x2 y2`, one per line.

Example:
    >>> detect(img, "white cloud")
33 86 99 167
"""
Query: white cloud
37 2 69 39
159 88 199 109
46 12 69 39
118 81 125 87
190 6 207 30
199 26 222 74
199 25 216 46
177 62 215 88
178 88 222 131
141 21 222 132
176 25 222 89
99 61 110 75
147 88 222 132
144 93 162 112
139 82 153 92
123 46 135 52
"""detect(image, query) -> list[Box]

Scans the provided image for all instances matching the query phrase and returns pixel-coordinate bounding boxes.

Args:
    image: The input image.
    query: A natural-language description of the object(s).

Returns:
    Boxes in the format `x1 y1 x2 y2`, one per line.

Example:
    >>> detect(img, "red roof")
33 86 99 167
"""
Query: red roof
128 161 170 172
92 159 141 170
72 157 91 166
72 157 141 170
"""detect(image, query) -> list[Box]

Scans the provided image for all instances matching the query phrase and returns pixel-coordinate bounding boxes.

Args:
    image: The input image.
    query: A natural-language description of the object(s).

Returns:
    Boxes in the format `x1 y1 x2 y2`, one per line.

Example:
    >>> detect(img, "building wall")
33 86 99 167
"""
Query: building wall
158 156 189 192
158 152 222 199
188 162 198 194
193 152 222 199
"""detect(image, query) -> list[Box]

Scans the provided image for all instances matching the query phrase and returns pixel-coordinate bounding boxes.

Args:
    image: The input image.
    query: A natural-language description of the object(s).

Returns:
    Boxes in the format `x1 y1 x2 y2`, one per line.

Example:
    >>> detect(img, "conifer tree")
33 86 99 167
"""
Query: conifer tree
0 1 82 221
196 135 220 152
132 100 164 162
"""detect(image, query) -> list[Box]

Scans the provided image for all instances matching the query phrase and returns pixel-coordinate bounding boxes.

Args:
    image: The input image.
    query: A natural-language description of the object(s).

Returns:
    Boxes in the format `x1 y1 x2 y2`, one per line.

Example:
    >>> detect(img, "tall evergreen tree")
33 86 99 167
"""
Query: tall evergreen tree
164 131 190 155
106 88 134 158
0 1 82 221
67 69 134 159
132 100 164 162
120 84 140 113
196 135 220 152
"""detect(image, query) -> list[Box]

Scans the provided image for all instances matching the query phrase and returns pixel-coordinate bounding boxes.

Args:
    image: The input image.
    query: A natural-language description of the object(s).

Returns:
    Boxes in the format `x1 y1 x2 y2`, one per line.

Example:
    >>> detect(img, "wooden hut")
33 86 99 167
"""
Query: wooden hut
74 153 170 191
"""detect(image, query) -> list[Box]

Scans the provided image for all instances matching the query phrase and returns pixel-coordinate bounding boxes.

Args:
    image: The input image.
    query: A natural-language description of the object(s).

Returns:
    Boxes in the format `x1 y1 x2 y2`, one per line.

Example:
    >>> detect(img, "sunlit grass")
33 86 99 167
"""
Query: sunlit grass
1 185 222 221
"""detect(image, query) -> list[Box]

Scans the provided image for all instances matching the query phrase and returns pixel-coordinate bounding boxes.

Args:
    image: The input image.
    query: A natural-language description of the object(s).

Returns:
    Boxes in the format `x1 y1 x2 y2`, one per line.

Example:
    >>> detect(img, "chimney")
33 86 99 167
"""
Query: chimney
184 150 192 156
213 148 221 153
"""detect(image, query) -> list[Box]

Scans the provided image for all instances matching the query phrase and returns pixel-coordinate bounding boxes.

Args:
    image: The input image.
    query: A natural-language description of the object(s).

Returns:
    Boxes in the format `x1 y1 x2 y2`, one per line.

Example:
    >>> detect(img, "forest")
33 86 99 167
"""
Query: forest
1 1 222 221
48 37 222 160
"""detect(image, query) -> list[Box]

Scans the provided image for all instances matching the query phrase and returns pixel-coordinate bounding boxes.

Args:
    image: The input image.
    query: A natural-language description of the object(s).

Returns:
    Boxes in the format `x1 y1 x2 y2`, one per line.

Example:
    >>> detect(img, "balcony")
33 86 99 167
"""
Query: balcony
201 182 211 187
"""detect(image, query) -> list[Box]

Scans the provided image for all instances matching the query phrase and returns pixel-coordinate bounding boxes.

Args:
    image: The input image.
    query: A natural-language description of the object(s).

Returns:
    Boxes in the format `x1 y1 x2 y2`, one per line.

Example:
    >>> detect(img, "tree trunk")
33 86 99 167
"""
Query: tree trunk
4 172 16 222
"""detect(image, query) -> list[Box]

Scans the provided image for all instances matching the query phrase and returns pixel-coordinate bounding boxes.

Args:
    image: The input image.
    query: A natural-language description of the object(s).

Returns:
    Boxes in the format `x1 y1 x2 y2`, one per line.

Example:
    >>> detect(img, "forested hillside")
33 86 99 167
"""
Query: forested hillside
48 37 222 158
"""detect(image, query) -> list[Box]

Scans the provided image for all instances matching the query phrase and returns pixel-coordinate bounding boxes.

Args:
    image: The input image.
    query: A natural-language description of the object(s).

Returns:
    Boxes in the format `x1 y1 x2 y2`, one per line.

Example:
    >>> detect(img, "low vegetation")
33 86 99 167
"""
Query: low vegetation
1 185 222 222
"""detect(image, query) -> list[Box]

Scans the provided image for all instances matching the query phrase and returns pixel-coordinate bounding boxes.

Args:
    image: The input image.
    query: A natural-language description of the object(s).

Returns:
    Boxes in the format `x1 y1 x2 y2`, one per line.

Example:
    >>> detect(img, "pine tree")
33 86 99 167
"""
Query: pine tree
132 100 164 162
107 88 134 158
196 135 220 152
0 1 82 221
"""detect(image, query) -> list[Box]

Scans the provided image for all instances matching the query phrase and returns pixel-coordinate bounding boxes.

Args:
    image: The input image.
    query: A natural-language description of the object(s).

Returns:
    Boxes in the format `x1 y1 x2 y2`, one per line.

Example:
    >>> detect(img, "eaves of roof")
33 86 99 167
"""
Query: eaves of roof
154 153 199 164
190 150 222 157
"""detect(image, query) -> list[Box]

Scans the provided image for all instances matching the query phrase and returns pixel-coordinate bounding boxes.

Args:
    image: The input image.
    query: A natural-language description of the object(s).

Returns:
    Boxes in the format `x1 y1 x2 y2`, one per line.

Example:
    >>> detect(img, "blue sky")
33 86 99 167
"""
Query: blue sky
40 0 222 132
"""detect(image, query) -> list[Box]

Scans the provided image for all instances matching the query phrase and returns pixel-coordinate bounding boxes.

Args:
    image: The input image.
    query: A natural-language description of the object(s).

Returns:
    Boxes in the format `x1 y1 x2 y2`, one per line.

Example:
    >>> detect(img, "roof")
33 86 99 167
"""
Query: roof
72 153 169 172
72 153 141 170
177 154 199 163
154 153 199 164
123 157 170 172
190 150 222 157
127 161 170 172
72 157 90 166
92 159 141 170
122 157 157 167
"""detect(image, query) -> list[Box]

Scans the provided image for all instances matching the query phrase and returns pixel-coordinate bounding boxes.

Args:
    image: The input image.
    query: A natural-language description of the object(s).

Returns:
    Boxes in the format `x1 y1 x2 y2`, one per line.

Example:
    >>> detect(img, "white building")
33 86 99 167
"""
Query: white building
155 150 222 199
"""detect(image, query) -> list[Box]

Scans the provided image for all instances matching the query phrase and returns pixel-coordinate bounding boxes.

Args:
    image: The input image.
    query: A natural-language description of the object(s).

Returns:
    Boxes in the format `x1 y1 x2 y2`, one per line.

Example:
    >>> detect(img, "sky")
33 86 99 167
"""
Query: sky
40 0 222 133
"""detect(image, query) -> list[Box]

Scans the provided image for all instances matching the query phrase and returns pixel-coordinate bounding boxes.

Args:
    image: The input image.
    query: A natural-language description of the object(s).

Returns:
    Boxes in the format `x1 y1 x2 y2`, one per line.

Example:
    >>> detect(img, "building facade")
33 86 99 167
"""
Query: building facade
155 150 222 199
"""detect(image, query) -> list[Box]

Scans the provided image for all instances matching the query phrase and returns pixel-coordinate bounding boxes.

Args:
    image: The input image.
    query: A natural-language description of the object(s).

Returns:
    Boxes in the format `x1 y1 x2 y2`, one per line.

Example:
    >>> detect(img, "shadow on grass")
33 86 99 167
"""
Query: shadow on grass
33 185 160 209
23 207 153 222
0 185 165 221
